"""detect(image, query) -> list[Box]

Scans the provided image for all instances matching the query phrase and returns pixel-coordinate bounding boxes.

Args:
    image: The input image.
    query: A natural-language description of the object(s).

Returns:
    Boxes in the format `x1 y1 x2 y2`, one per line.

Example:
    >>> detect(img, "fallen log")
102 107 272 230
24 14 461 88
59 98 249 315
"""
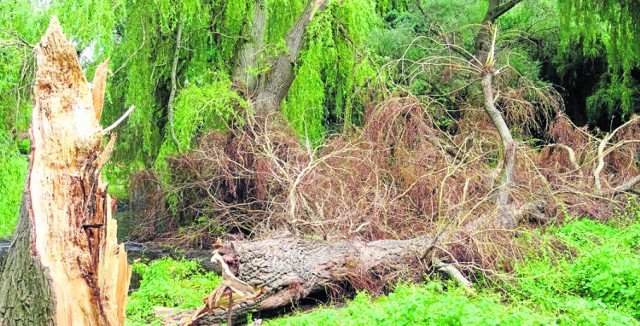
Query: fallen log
165 233 452 325
0 18 130 325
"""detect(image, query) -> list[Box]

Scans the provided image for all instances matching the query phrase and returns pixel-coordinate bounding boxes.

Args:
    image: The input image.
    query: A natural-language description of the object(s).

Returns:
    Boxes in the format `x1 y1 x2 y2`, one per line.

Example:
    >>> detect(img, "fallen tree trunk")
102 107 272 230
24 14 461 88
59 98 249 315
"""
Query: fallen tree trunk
166 234 442 325
0 18 130 326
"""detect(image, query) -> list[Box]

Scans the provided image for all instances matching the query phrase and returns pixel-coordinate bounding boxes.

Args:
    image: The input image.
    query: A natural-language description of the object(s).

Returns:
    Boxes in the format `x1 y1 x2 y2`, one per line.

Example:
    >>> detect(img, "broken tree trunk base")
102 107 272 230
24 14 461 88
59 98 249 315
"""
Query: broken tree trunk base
0 18 130 326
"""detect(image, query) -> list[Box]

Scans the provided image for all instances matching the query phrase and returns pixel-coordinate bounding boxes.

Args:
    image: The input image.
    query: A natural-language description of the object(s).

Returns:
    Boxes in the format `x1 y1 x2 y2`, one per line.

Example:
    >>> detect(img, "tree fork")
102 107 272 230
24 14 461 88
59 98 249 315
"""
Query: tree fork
254 0 329 113
0 18 131 326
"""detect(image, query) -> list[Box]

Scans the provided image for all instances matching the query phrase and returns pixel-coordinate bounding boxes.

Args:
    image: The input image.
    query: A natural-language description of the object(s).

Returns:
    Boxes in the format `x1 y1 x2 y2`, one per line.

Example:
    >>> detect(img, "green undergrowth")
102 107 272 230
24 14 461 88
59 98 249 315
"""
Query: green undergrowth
266 215 640 325
509 214 640 323
126 258 221 326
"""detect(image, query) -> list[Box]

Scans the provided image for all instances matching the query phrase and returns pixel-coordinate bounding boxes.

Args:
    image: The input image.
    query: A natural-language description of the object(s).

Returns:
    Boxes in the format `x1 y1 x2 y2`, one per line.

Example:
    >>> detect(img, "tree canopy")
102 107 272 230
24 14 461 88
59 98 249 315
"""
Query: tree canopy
1 0 639 238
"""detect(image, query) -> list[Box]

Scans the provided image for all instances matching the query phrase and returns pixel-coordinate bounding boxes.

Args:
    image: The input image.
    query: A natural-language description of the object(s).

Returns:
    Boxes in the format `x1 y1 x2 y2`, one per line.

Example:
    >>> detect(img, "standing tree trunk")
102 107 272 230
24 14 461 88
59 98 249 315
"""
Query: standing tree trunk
475 0 522 61
232 0 267 95
253 0 329 114
0 18 131 326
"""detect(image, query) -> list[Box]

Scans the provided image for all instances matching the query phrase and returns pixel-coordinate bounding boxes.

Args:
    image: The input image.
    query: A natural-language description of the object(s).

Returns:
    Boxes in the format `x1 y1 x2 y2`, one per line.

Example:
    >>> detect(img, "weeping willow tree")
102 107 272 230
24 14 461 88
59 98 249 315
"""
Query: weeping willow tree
558 0 640 121
103 0 405 190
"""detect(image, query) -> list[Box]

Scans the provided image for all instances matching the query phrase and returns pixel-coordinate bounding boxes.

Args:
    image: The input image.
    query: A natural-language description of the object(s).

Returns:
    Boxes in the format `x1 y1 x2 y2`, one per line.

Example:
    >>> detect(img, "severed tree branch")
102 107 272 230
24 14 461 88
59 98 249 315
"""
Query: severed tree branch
547 143 580 170
432 257 474 294
594 115 640 195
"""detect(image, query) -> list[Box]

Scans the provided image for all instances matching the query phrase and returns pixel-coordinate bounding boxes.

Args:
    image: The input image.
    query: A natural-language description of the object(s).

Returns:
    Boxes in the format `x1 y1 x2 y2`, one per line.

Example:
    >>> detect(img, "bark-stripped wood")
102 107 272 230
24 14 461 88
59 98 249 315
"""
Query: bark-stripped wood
0 17 131 326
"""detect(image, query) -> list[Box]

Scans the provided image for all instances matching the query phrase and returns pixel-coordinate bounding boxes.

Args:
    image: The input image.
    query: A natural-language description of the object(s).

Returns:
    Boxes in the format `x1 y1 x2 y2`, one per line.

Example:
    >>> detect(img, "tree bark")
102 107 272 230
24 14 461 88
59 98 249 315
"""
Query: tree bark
481 69 516 227
168 17 184 150
253 0 329 114
475 0 523 61
0 18 131 326
232 0 267 94
165 234 436 325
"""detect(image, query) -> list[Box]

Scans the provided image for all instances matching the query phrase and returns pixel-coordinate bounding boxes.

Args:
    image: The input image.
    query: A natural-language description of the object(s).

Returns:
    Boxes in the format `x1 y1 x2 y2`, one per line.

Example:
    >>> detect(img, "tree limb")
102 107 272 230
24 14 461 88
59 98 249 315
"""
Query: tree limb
547 143 580 170
594 115 640 195
167 17 184 150
493 0 523 21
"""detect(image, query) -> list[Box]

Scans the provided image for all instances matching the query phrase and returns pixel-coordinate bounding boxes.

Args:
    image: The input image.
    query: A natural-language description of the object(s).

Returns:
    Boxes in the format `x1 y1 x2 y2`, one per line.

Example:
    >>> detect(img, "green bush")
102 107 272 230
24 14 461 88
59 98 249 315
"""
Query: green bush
561 219 640 318
0 132 28 239
267 282 560 326
512 217 640 324
126 258 221 326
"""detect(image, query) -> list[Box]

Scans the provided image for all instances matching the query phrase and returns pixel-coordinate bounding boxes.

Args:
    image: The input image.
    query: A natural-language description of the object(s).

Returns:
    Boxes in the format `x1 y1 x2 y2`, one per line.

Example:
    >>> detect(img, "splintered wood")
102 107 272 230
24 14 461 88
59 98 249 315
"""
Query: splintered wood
0 17 130 326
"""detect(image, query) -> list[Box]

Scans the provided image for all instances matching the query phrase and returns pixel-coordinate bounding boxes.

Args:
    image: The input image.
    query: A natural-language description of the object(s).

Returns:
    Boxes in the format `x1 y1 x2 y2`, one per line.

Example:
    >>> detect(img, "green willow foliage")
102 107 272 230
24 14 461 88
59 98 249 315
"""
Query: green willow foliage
153 77 247 175
106 0 401 179
282 0 380 144
558 0 640 120
0 131 27 238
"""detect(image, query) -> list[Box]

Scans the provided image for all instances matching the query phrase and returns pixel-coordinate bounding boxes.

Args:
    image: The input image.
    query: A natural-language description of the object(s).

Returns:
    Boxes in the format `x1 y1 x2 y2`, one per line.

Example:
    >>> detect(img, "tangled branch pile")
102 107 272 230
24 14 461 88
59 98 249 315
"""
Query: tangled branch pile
131 95 640 278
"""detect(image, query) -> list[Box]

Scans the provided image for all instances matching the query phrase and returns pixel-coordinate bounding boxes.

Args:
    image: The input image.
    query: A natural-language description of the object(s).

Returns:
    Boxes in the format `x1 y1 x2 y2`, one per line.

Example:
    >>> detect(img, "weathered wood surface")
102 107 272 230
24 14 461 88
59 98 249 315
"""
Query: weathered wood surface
0 18 130 326
167 234 434 325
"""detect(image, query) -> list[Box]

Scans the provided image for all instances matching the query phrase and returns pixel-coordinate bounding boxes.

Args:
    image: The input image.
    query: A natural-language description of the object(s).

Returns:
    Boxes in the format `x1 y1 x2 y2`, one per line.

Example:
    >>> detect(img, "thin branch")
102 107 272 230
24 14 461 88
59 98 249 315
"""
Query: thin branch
594 115 640 194
432 257 474 294
102 105 135 134
606 175 640 196
547 144 579 170
167 17 184 150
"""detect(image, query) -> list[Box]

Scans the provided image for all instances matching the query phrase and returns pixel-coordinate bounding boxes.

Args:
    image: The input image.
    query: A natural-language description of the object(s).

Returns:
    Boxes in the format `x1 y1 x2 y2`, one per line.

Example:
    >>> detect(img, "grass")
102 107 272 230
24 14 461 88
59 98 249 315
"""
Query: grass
126 211 640 325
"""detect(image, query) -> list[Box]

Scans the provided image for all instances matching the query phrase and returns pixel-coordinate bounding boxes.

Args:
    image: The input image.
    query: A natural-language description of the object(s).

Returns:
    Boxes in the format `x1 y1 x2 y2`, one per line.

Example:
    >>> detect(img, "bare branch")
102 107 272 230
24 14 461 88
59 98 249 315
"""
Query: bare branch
167 17 184 150
102 105 135 134
493 0 523 21
547 144 580 170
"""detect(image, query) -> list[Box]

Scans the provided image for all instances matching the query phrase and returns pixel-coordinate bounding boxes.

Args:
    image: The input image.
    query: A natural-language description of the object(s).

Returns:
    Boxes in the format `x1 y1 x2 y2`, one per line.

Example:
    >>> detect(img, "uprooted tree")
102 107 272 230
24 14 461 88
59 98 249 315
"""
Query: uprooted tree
156 17 640 325
0 18 131 325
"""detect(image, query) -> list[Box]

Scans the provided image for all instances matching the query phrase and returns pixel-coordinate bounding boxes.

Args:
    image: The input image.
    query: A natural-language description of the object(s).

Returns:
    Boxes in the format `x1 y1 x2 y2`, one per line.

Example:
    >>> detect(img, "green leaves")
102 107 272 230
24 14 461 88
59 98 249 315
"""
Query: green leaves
558 0 640 119
282 0 379 145
126 258 222 325
0 131 28 238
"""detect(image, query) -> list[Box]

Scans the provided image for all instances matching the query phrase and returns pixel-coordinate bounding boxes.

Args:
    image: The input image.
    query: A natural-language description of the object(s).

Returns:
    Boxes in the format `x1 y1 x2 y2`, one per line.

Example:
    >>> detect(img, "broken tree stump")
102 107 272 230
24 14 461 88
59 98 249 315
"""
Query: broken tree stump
0 18 131 326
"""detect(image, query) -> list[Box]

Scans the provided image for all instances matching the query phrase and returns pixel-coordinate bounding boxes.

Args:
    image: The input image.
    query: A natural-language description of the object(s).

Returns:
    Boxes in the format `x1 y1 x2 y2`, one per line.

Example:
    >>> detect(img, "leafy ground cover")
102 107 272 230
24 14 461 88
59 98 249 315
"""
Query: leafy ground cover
126 258 221 326
127 212 640 325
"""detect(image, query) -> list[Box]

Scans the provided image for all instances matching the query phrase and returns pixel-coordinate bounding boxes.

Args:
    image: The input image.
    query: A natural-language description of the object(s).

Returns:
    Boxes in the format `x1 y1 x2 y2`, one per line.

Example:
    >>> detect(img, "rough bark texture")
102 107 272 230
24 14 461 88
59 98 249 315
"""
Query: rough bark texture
167 17 184 150
169 235 433 325
232 0 267 94
254 0 329 113
0 18 131 326
0 197 54 325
